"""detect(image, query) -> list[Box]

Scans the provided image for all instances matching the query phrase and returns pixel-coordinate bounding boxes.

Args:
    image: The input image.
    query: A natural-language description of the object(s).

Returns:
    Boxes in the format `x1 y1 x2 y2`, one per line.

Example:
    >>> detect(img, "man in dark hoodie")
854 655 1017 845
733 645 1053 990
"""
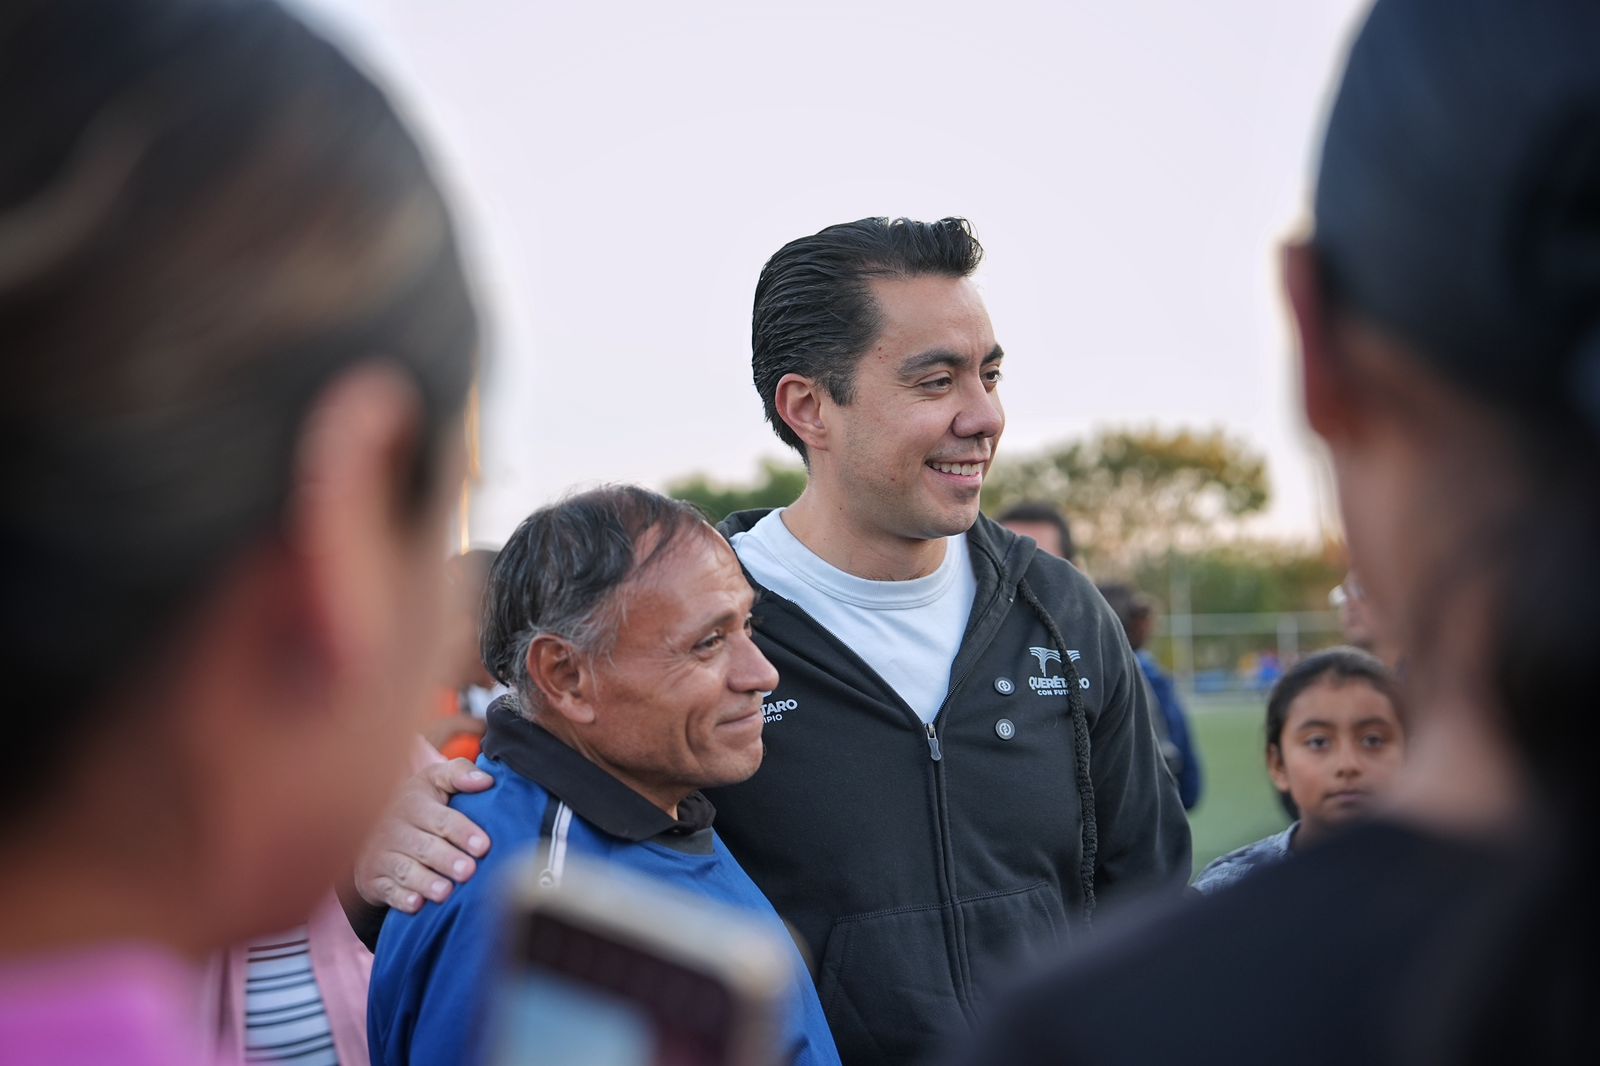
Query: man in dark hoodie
705 217 1190 1065
349 217 1190 1066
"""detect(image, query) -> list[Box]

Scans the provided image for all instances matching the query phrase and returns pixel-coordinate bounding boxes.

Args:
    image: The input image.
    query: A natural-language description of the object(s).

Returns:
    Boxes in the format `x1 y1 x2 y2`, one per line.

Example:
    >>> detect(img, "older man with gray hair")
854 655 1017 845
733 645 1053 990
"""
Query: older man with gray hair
366 485 840 1066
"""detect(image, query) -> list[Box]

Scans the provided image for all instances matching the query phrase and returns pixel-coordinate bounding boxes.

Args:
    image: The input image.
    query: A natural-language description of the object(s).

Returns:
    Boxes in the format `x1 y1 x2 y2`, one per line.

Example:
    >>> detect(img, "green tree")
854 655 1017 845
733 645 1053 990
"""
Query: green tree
982 427 1270 569
666 458 806 523
1133 540 1346 616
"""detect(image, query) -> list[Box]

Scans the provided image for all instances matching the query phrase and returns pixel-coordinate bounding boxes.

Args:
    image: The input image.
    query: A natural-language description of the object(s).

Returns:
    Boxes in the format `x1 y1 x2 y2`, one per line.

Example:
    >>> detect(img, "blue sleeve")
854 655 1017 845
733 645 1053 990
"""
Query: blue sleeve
786 963 844 1066
368 879 497 1066
1146 667 1203 810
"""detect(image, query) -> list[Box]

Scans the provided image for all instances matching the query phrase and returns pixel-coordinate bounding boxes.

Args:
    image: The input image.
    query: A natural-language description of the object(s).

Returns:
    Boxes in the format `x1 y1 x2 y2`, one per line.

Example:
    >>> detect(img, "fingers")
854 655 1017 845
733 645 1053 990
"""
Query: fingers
351 758 497 912
382 840 465 907
402 777 492 860
422 757 495 801
364 874 424 914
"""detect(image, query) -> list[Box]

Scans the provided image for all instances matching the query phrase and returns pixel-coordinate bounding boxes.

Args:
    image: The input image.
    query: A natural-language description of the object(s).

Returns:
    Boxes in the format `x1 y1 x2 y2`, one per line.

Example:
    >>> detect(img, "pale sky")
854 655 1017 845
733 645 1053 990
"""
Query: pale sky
299 0 1370 547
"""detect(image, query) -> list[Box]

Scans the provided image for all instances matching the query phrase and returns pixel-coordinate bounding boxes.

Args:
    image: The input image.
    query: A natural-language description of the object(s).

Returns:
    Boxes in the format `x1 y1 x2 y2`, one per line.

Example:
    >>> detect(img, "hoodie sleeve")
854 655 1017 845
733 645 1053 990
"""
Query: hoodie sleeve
1086 621 1193 901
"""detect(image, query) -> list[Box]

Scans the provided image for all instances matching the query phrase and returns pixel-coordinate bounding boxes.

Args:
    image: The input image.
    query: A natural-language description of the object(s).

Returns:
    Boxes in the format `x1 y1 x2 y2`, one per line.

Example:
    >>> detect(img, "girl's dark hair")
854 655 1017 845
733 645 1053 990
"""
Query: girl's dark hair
1264 646 1403 819
0 0 478 809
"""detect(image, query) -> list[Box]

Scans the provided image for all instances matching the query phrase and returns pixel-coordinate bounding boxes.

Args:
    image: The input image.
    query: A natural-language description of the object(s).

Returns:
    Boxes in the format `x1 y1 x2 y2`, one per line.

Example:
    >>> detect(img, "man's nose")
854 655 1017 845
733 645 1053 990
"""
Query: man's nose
953 381 1004 440
733 634 780 694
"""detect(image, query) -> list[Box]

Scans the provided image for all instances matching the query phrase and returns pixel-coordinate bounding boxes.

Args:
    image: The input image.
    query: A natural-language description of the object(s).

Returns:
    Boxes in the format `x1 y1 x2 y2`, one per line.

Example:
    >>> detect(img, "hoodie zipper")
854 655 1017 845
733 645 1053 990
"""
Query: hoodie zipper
730 524 1025 1026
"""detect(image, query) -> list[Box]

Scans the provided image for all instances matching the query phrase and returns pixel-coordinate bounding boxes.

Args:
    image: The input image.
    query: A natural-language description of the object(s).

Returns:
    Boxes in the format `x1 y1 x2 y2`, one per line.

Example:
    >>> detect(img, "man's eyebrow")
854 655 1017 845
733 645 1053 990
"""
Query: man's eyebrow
897 345 1005 378
1293 719 1335 732
1353 716 1397 731
688 592 757 635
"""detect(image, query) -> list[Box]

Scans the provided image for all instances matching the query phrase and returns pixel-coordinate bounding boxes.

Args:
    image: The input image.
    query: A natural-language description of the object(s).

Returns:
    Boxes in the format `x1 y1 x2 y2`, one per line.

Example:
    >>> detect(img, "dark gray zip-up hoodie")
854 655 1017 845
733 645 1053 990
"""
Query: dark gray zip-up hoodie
707 510 1191 1066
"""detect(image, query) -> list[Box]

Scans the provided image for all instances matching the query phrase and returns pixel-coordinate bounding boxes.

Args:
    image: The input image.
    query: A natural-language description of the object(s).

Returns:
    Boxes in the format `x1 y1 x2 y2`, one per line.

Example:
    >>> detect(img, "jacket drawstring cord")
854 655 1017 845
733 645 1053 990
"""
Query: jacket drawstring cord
1019 577 1098 923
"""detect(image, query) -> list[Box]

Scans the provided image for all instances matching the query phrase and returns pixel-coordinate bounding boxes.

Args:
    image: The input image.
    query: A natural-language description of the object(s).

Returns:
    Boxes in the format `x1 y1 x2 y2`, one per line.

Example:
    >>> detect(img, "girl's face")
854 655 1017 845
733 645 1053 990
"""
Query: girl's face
1268 676 1405 839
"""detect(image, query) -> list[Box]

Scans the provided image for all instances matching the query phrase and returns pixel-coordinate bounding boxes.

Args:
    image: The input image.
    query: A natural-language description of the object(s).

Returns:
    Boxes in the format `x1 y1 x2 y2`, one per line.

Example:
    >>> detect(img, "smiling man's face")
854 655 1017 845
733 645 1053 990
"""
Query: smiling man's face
816 274 1005 543
576 529 779 814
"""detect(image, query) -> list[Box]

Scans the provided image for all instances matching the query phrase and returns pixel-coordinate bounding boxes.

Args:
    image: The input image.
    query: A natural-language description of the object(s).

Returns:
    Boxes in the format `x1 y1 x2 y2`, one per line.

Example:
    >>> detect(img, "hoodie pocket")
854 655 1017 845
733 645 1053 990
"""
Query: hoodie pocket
814 883 1067 1066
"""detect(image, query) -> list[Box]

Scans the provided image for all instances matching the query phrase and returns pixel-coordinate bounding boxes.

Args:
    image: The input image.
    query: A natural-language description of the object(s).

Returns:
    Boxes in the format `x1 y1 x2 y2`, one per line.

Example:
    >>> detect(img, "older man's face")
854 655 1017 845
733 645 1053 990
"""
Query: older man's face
579 530 779 813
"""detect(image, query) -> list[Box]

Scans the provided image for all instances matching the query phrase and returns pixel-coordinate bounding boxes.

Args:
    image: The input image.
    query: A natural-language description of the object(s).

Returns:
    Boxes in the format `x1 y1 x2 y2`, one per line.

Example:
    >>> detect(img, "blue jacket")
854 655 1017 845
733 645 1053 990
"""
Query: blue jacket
367 703 841 1066
1190 823 1297 894
1137 650 1203 810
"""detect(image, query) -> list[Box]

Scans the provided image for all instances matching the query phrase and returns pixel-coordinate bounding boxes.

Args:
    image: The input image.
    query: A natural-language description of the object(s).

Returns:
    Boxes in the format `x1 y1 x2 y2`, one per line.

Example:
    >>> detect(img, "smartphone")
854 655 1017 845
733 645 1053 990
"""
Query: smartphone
486 850 793 1066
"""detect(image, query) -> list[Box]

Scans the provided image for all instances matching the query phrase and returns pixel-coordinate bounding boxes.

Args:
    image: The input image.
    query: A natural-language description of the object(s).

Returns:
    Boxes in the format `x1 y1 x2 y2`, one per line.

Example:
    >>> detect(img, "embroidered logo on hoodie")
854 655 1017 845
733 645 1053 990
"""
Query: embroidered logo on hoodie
1027 646 1091 694
763 697 798 722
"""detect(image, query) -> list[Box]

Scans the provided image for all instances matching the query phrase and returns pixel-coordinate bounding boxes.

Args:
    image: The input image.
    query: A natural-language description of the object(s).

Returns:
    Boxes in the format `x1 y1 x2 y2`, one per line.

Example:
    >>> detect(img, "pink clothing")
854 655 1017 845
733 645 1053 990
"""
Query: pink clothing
200 892 374 1066
0 944 212 1066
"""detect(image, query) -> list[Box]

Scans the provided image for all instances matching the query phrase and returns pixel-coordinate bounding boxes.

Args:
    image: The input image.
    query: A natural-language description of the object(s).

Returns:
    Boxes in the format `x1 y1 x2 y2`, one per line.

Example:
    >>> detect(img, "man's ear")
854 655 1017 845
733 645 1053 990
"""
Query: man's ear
526 634 596 725
1266 742 1291 795
774 373 829 455
1285 241 1354 441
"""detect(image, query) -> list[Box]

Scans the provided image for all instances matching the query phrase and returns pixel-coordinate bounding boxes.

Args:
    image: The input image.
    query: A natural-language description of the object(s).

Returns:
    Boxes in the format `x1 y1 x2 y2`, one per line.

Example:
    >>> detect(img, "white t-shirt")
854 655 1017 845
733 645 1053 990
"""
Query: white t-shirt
730 510 977 725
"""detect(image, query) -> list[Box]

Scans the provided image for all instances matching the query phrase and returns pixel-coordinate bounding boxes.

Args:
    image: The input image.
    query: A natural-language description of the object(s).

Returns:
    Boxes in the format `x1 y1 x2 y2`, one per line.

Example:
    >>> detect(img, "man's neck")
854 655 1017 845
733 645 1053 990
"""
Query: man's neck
536 715 687 820
781 487 949 582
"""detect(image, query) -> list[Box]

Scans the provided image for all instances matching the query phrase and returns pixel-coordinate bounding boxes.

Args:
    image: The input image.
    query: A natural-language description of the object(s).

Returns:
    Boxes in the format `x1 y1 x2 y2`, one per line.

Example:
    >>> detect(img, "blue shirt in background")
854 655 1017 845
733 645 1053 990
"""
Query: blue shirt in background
1137 649 1204 810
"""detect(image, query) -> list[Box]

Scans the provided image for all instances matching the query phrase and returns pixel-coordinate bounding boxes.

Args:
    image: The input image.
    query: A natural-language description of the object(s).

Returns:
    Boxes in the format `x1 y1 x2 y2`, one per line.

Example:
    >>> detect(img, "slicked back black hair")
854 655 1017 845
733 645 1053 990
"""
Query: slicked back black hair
751 216 984 458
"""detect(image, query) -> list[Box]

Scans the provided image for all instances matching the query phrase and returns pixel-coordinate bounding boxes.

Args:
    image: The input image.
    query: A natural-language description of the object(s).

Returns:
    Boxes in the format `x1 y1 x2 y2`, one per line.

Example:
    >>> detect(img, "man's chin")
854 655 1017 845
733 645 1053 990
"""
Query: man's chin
703 742 765 789
926 502 983 538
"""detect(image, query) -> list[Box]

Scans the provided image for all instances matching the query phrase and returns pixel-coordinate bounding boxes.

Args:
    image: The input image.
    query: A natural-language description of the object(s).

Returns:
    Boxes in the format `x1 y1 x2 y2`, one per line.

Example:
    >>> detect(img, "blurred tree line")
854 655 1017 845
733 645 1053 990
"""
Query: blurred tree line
667 459 806 519
666 427 1344 616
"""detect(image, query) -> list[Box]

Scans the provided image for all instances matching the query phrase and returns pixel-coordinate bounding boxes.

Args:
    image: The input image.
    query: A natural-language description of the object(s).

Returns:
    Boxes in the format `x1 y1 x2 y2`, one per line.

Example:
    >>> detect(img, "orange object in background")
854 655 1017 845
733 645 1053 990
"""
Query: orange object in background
430 689 483 763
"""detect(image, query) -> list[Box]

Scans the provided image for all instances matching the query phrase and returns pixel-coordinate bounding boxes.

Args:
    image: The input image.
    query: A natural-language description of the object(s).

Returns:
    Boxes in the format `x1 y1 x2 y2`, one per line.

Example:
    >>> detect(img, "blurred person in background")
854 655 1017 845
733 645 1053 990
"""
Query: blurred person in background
1192 647 1404 893
0 1 477 1063
367 486 840 1066
953 1 1600 1062
1329 570 1401 670
1099 582 1203 810
997 501 1080 569
425 548 504 762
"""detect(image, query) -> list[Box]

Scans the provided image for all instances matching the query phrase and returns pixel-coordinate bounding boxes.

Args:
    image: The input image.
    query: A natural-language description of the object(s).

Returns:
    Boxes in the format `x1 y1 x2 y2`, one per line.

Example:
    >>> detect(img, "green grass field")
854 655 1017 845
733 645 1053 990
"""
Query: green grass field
1184 693 1291 875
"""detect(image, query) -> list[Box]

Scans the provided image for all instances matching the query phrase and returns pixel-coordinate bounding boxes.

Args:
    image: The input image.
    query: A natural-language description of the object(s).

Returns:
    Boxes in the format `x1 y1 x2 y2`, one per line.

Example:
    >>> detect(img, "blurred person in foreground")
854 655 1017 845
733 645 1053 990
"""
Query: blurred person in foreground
424 549 505 762
1099 582 1203 809
1192 647 1405 893
997 500 1080 568
0 1 477 1062
367 486 840 1066
953 1 1600 1062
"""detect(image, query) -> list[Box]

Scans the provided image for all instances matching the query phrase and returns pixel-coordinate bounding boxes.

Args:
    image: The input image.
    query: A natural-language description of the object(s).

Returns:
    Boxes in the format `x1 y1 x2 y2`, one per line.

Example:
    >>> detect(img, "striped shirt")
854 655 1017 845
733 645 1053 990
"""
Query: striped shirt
242 928 339 1064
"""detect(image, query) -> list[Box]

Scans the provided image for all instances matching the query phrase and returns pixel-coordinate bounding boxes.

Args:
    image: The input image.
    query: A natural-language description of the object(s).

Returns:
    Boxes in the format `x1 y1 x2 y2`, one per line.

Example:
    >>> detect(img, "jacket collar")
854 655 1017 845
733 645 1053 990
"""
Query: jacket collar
718 507 1036 597
481 697 716 842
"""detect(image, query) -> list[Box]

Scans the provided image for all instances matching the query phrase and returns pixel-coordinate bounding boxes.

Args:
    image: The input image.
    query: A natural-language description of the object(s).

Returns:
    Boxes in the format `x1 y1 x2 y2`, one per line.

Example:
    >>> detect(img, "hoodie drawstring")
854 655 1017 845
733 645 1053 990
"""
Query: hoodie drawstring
1019 577 1098 924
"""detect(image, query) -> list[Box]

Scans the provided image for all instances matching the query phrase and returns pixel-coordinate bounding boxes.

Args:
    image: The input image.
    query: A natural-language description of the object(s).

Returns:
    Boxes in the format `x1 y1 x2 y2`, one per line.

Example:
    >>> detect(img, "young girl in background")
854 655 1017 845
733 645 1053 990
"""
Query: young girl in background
1193 647 1405 894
